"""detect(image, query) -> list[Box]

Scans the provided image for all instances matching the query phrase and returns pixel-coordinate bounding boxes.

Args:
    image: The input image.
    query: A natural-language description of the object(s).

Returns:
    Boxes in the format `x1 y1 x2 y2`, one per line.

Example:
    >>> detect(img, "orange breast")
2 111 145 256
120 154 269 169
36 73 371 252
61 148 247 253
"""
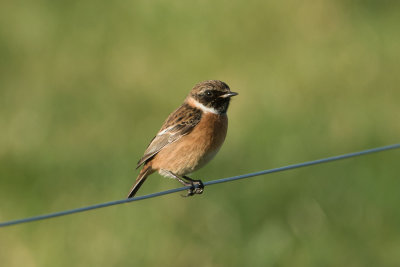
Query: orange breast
151 113 228 176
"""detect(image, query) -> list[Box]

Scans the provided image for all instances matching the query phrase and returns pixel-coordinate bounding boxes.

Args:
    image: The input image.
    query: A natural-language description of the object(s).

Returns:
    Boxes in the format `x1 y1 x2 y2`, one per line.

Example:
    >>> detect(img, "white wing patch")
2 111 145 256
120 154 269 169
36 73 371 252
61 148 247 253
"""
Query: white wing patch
157 126 175 136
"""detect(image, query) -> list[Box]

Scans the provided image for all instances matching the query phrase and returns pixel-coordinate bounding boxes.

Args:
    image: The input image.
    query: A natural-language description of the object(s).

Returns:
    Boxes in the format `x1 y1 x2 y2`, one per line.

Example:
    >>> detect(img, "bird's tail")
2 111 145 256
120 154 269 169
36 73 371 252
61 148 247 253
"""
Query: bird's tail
127 165 154 198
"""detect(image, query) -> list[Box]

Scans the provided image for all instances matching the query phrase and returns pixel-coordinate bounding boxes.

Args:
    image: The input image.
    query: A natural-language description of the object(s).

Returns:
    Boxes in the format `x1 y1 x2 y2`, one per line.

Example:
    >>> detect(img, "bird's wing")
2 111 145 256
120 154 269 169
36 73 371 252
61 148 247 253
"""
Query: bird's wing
136 104 202 168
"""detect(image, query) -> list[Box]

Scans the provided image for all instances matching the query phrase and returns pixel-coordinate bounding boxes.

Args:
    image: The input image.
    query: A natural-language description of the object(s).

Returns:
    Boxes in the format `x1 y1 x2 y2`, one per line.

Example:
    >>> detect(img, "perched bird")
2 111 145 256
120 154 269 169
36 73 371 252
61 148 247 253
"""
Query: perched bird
127 80 238 198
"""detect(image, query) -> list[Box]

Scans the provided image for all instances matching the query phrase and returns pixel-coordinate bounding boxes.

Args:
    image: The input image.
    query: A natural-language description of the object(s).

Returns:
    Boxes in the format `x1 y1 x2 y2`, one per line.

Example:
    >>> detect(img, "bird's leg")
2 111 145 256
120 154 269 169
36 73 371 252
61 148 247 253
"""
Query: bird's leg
182 175 204 196
161 170 204 196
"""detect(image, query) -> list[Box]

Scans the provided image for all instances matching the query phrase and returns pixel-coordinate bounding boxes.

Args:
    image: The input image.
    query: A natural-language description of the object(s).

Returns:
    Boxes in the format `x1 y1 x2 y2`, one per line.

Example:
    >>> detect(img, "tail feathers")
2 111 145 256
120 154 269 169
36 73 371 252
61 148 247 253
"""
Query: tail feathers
127 166 154 198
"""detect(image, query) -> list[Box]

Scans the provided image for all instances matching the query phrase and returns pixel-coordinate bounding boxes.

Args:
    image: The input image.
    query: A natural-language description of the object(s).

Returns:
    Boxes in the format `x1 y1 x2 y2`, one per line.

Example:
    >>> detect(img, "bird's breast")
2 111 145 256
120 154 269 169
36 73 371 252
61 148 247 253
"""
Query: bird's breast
152 113 228 176
192 112 228 153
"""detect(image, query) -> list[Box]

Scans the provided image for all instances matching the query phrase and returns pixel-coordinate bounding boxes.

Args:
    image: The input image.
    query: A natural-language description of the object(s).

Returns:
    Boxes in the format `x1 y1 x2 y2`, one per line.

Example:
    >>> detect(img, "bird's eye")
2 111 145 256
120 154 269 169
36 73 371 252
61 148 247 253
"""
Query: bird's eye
205 90 213 97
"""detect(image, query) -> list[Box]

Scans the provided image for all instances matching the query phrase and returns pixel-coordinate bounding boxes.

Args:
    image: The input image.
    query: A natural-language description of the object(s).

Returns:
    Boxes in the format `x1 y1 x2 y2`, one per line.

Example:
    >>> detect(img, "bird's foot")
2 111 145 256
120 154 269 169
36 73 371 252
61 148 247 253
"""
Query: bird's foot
185 180 204 197
163 170 204 197
182 176 204 197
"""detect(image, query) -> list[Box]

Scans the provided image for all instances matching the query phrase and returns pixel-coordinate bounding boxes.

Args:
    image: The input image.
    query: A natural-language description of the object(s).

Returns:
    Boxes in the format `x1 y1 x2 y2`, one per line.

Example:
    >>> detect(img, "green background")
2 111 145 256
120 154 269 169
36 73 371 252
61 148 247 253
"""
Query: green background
1 0 399 266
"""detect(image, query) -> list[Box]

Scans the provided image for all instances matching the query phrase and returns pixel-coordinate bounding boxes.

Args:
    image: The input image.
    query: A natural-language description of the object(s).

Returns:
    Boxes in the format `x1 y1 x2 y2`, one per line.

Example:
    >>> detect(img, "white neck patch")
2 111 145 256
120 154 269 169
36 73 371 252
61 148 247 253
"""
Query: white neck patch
188 97 219 114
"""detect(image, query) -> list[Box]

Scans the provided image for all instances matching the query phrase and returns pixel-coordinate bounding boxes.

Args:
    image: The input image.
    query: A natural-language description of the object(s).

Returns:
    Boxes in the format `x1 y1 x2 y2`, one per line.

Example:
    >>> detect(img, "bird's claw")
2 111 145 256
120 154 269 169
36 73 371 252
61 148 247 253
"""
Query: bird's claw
182 180 204 197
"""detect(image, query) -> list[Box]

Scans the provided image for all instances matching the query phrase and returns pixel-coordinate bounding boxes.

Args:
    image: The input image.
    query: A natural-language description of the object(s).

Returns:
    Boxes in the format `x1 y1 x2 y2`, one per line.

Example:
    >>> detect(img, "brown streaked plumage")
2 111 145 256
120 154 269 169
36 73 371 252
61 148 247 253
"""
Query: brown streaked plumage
127 80 238 198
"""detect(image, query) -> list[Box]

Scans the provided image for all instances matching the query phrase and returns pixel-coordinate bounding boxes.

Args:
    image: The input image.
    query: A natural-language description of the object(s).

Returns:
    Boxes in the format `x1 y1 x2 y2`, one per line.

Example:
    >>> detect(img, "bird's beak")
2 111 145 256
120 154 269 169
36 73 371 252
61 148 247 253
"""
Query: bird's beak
220 91 239 98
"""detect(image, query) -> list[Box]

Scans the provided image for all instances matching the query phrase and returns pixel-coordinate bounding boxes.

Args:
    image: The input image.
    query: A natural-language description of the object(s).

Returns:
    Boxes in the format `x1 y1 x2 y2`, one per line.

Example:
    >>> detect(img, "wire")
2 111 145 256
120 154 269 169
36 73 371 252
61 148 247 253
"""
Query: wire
1 143 399 228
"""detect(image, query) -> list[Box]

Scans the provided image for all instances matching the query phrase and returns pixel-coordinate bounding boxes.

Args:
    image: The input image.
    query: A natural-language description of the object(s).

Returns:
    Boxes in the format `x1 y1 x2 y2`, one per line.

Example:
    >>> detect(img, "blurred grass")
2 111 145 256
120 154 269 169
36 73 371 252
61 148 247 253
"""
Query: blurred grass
1 0 400 266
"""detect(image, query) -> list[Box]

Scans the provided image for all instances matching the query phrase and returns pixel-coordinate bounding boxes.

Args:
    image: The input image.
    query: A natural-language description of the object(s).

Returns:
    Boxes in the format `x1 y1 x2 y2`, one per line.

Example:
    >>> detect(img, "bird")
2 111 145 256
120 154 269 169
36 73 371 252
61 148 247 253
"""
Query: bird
127 80 238 198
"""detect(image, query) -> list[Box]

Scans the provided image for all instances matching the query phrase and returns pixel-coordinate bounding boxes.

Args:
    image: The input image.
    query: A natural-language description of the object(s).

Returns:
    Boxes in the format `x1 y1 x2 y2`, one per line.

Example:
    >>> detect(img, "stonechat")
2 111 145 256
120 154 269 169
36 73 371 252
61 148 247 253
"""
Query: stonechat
127 80 238 198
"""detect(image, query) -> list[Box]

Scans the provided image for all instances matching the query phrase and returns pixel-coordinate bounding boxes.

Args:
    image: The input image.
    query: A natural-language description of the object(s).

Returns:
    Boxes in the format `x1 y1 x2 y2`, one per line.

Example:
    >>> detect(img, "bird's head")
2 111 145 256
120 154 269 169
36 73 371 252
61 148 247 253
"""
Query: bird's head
187 80 238 114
